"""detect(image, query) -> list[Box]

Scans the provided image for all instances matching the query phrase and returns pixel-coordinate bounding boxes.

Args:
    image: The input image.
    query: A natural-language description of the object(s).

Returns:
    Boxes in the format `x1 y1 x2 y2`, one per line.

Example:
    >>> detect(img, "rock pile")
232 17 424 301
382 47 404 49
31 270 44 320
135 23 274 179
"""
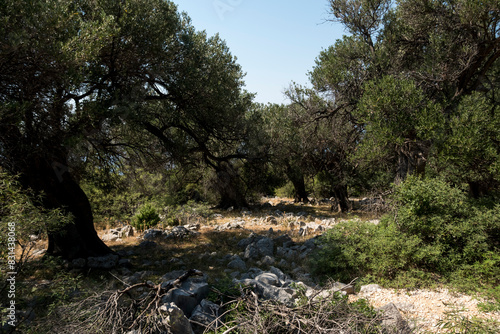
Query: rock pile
118 266 408 334
143 225 201 241
102 225 135 241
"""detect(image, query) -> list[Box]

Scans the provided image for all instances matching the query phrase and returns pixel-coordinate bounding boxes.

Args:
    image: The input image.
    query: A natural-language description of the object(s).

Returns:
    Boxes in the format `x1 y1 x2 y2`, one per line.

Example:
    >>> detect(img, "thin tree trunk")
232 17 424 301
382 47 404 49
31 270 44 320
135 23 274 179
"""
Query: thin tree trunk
395 142 427 183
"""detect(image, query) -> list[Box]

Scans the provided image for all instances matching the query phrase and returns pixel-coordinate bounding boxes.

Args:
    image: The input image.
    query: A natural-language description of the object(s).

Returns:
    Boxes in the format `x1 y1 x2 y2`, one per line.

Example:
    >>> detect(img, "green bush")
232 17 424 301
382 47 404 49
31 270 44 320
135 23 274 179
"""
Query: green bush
390 176 497 273
162 201 211 227
311 176 500 290
0 171 73 274
310 219 422 283
131 203 161 231
274 181 296 198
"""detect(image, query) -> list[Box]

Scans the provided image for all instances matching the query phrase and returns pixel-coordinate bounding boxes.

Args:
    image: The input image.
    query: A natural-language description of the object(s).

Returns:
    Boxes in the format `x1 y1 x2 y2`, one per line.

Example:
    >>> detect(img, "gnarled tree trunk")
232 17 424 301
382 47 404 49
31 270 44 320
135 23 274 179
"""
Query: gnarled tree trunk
285 164 309 203
395 142 428 183
213 162 249 209
332 183 351 213
20 156 113 260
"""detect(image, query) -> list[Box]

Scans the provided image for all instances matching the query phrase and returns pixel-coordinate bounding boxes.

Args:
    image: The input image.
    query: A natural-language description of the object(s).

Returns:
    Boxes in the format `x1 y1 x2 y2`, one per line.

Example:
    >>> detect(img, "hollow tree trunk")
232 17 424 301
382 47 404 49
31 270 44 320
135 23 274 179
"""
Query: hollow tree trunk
21 156 114 260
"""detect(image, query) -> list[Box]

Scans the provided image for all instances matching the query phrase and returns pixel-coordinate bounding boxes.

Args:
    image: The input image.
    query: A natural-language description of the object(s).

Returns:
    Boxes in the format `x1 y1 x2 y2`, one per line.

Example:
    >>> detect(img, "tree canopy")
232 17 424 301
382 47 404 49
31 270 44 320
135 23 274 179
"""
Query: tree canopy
0 0 252 259
1 0 499 259
309 0 500 194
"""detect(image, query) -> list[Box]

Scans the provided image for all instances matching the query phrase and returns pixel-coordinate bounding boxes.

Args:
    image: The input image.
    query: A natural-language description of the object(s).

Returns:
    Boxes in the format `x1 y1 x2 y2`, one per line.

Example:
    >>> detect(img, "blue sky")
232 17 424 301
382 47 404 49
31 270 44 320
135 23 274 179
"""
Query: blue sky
174 0 345 104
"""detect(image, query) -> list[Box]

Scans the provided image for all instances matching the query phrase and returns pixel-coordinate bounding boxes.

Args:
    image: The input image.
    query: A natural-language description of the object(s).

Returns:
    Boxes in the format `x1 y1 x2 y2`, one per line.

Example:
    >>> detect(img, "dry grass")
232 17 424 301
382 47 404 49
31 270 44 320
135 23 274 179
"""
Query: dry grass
7 198 391 333
57 278 393 334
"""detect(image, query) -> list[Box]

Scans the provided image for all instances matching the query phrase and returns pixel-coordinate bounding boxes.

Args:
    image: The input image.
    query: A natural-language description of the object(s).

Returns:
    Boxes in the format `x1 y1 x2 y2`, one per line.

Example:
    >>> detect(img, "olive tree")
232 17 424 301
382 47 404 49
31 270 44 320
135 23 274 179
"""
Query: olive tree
0 0 252 259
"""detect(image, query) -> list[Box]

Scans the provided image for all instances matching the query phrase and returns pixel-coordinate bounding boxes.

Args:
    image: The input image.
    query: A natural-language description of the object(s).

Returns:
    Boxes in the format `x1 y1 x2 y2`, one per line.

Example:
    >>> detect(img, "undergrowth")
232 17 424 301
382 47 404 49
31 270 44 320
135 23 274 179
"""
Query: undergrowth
310 176 500 331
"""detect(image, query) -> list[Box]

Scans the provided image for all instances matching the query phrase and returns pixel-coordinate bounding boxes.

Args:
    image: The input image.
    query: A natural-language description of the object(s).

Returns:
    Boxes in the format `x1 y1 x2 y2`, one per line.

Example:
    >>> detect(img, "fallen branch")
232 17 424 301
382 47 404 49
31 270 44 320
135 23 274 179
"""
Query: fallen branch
74 269 204 334
205 280 388 334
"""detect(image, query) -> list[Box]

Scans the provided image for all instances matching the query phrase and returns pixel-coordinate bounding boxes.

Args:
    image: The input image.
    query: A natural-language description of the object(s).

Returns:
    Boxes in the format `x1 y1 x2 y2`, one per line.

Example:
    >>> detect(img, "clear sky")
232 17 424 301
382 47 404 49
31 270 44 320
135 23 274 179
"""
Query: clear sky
174 0 345 104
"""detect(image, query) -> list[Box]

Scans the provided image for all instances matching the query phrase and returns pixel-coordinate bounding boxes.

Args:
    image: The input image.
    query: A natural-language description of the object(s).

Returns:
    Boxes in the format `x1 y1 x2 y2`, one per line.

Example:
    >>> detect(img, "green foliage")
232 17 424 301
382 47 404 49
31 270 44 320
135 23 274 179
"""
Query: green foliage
161 201 211 227
310 218 422 283
311 176 500 294
207 276 242 305
438 311 500 334
274 181 296 198
83 180 142 225
0 172 73 274
1 0 254 255
433 93 500 193
312 171 335 198
311 0 500 196
452 250 500 307
390 176 497 273
131 203 160 231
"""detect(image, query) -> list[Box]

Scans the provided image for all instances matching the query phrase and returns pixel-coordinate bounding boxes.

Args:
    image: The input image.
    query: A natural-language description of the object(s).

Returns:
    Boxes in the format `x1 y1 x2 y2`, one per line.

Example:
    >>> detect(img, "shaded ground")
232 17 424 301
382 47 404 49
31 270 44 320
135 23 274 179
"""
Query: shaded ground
7 197 499 333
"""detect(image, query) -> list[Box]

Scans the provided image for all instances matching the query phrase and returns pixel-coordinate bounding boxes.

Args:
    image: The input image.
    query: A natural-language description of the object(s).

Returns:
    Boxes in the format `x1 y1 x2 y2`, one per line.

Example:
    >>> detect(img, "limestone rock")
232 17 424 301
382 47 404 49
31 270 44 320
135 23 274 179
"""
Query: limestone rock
190 299 220 333
255 237 274 257
87 254 119 269
161 288 199 317
272 234 293 247
227 256 247 271
244 244 259 260
143 229 164 240
166 226 200 239
159 302 194 334
102 233 120 242
261 255 275 265
360 284 383 293
378 303 411 333
255 272 280 287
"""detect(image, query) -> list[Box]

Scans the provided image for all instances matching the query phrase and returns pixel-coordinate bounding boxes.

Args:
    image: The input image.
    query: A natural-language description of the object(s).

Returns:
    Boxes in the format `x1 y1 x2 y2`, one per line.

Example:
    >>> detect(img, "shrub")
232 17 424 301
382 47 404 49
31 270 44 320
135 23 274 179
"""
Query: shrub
274 181 296 198
310 219 422 283
0 171 73 275
161 201 211 227
390 176 497 273
131 203 160 230
311 176 500 290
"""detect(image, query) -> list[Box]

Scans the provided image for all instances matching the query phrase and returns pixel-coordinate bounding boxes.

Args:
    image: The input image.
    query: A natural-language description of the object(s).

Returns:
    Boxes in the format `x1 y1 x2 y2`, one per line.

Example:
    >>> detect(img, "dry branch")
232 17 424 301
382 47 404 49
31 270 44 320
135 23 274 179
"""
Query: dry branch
70 269 204 334
204 280 392 334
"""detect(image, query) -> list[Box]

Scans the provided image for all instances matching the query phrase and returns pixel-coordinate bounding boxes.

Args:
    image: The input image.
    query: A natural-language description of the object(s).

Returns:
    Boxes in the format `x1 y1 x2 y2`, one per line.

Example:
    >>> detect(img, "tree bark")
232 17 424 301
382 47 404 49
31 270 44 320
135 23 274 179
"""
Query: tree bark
213 162 249 209
395 142 427 183
285 164 309 203
20 156 114 260
332 183 351 213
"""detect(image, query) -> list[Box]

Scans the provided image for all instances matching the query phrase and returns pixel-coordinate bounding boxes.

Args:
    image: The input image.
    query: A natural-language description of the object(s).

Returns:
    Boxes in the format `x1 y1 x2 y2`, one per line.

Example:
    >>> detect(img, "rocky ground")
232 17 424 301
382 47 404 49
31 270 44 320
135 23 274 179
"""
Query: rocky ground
349 285 499 333
25 197 499 333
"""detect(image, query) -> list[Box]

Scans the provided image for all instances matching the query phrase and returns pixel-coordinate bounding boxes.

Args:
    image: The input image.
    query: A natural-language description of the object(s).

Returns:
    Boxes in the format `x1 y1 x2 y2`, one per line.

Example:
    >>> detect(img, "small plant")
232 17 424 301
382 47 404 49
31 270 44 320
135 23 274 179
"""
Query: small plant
0 171 73 278
207 276 243 304
289 281 308 306
438 311 500 334
131 203 160 230
161 201 211 227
